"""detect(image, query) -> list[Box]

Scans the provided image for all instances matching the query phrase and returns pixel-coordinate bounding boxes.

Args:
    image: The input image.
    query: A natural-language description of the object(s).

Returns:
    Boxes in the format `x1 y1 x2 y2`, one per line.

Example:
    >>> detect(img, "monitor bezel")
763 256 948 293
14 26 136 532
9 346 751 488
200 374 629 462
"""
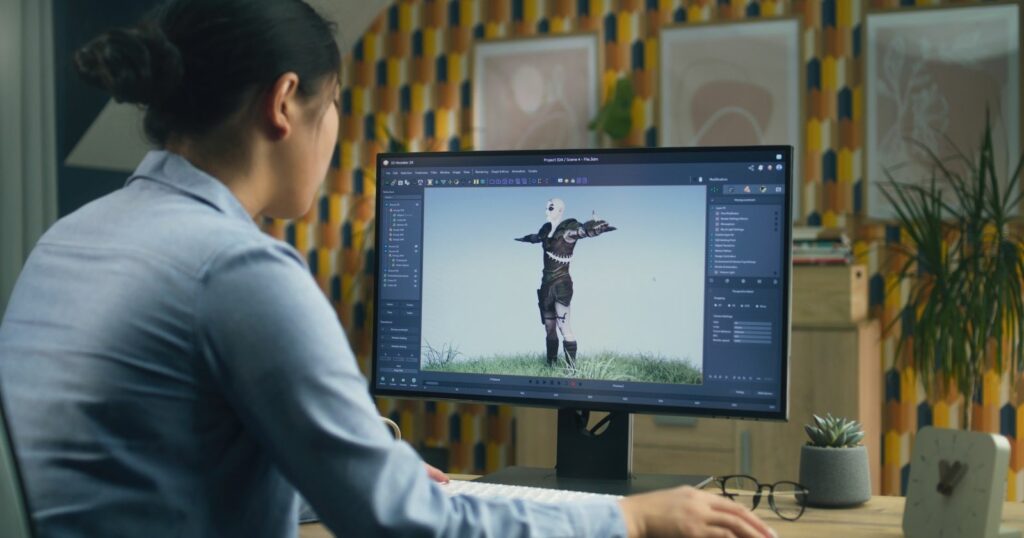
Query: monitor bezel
370 145 792 422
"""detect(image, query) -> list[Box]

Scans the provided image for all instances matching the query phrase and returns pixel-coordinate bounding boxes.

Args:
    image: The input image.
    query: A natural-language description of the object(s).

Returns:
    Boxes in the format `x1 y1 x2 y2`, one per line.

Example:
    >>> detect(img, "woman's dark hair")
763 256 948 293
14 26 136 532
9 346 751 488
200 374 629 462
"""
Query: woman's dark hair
73 0 340 146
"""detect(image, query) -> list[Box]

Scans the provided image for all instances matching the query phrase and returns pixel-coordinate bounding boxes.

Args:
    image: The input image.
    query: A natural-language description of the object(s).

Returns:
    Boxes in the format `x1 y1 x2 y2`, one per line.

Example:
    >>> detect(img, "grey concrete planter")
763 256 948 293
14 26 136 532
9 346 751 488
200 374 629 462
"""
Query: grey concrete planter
798 445 871 507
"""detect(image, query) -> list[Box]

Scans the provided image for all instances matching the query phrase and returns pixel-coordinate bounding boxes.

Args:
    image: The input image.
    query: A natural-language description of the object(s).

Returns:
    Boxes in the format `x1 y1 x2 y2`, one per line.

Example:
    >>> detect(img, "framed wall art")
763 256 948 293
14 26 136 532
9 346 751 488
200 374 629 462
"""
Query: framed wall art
659 18 802 220
865 2 1021 219
471 33 600 151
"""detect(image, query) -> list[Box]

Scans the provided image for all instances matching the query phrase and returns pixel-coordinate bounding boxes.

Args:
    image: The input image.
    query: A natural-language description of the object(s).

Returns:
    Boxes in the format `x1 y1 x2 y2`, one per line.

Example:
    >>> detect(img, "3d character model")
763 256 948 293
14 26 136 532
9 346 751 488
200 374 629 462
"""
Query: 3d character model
515 198 616 371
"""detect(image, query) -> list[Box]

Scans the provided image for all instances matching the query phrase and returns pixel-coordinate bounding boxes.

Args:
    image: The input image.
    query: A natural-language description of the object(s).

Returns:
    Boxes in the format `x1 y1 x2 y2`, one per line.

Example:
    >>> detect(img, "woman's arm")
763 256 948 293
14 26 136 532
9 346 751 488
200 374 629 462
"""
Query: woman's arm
194 241 628 538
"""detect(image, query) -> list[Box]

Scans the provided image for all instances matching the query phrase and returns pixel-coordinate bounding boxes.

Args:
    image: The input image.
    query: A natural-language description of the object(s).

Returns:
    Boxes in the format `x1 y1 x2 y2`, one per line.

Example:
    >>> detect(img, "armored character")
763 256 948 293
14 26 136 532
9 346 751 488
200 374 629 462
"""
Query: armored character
515 198 616 371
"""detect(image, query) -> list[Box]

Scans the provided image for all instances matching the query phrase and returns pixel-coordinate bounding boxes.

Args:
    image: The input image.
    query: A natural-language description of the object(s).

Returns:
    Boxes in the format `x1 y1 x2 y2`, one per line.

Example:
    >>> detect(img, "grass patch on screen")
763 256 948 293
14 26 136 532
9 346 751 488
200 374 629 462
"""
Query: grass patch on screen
422 348 701 385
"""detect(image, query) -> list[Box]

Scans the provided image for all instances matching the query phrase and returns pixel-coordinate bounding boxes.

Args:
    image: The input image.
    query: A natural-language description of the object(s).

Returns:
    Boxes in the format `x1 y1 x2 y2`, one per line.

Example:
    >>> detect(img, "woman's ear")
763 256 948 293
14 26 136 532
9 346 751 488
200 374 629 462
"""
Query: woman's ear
266 72 300 140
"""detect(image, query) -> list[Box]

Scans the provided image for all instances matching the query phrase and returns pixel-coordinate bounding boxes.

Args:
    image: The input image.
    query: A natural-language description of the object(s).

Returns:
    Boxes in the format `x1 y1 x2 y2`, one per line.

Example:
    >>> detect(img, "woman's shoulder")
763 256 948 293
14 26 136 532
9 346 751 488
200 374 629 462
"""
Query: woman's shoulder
198 233 306 281
43 187 302 282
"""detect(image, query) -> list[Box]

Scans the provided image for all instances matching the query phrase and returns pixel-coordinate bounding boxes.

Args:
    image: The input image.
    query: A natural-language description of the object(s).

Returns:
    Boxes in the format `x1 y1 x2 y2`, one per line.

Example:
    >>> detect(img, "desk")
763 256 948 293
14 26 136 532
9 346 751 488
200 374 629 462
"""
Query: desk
298 480 1024 537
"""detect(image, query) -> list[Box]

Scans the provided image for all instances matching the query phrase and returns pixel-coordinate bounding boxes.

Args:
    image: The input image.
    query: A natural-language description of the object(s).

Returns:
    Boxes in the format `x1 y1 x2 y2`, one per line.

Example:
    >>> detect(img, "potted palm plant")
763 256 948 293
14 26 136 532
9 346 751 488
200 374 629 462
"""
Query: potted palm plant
880 116 1024 431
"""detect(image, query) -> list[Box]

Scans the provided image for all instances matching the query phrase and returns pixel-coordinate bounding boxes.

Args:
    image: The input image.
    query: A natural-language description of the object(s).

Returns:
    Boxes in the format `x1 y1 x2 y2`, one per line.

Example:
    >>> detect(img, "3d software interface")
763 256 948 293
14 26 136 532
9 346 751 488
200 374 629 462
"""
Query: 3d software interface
374 149 789 415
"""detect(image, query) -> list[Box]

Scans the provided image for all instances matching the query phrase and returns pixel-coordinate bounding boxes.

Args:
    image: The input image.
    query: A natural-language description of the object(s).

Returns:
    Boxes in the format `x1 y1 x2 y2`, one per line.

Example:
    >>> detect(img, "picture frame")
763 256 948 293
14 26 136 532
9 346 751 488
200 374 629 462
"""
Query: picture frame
864 2 1022 220
471 32 601 151
658 18 803 221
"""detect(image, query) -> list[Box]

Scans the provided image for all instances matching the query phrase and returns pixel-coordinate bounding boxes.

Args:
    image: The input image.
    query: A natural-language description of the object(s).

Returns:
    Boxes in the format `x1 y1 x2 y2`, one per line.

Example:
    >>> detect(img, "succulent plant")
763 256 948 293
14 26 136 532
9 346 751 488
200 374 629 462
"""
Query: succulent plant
804 414 864 448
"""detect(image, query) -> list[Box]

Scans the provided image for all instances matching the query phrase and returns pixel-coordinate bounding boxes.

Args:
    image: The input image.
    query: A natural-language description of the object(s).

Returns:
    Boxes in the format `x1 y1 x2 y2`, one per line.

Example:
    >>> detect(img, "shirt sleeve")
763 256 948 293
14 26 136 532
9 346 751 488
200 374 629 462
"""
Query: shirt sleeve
194 241 628 538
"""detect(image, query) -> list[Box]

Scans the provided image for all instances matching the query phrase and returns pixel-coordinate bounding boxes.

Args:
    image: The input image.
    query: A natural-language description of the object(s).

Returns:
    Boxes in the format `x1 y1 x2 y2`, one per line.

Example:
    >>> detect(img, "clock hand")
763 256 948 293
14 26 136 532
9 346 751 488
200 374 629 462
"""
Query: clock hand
937 460 968 496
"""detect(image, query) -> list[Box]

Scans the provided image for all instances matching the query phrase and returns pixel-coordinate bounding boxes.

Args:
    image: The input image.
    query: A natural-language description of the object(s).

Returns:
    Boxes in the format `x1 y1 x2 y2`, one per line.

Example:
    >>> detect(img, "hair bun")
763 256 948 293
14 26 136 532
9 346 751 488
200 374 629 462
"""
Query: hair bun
73 24 183 107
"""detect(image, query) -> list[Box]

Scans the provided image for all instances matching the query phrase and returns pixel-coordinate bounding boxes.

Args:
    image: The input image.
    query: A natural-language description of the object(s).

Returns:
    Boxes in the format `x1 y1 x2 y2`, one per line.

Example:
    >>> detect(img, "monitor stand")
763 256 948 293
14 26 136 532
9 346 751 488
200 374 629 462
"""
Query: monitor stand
476 409 712 496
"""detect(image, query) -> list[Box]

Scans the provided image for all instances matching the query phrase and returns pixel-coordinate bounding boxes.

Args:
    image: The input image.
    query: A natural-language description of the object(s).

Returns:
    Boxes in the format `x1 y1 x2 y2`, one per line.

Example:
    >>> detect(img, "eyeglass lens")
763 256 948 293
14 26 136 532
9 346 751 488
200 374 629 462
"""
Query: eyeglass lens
768 481 807 520
719 475 761 509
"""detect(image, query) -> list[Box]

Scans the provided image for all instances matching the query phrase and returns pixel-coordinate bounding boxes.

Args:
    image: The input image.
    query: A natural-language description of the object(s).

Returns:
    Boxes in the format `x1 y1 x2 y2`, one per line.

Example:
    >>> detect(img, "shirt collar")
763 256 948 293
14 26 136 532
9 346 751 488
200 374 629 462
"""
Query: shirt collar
126 150 256 227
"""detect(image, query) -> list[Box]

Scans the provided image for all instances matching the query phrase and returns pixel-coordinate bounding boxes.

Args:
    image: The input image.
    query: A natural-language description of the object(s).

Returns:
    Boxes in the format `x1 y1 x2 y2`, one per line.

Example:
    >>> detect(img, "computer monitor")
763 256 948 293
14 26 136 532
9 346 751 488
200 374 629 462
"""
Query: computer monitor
372 146 792 494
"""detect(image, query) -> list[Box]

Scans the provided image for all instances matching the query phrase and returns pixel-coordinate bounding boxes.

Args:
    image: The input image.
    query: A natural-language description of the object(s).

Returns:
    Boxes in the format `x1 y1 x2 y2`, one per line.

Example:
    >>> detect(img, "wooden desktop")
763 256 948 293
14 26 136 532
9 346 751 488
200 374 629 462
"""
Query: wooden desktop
297 476 1024 537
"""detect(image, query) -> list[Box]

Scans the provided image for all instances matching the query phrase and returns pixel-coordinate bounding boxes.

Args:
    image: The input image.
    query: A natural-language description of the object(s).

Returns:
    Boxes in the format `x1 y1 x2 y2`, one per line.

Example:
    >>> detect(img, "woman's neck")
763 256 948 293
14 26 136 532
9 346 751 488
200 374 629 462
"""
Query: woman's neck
164 134 267 218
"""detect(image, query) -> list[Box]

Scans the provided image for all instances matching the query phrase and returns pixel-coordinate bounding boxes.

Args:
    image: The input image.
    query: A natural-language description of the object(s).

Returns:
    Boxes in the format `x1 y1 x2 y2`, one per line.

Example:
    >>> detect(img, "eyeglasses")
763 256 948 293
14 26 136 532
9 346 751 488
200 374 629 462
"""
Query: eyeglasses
702 475 809 521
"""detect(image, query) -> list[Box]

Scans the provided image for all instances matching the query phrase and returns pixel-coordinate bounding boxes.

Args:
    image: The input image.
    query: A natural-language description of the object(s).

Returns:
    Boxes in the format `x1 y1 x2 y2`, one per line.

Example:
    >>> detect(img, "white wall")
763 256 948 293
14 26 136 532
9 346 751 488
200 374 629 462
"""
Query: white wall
0 0 58 315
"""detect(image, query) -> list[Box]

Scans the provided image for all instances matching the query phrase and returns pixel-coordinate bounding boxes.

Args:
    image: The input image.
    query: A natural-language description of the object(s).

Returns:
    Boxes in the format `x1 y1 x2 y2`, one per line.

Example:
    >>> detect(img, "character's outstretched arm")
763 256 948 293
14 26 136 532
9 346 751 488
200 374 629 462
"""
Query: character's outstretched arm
564 211 616 242
514 233 543 244
515 222 552 243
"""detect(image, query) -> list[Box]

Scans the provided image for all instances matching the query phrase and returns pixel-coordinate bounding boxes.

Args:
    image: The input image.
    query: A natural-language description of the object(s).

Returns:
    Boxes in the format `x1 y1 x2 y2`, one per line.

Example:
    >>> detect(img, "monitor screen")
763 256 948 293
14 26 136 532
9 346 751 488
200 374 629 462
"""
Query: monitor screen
371 146 791 420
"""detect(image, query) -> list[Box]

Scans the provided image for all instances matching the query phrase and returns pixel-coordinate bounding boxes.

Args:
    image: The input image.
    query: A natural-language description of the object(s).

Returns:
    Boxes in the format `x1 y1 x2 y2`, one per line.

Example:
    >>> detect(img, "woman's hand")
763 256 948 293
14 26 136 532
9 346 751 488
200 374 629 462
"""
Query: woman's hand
425 463 449 484
619 485 777 538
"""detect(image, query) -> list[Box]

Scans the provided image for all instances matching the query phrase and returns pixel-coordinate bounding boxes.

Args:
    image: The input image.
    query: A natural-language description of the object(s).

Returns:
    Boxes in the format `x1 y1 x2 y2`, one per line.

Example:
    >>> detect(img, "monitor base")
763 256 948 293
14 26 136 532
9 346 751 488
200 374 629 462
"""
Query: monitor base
476 466 712 496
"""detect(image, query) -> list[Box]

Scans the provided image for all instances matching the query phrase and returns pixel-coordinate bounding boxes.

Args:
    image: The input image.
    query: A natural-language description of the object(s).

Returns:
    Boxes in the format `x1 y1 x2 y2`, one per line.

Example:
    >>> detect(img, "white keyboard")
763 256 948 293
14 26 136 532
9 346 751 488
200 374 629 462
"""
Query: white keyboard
440 479 622 503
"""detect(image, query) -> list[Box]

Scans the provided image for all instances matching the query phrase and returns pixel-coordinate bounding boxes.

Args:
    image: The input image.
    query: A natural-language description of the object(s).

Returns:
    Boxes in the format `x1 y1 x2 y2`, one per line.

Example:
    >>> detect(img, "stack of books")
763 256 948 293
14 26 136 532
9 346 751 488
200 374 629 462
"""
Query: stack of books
792 227 852 265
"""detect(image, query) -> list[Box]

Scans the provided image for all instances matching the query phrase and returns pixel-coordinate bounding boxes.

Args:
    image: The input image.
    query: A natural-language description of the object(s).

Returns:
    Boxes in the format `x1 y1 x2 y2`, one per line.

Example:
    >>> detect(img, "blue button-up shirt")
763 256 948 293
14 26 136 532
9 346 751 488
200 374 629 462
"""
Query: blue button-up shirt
0 151 627 537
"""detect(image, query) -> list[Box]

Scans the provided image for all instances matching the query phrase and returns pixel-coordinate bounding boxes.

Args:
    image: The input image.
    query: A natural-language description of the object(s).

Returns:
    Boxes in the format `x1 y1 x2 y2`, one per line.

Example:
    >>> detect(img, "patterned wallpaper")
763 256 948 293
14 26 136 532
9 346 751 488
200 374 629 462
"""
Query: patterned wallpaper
262 0 1024 495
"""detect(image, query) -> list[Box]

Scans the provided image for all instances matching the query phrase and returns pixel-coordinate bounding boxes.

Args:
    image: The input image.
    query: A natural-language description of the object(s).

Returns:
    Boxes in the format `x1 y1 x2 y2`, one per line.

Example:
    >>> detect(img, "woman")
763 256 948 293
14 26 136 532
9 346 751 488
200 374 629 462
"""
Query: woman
0 1 775 537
